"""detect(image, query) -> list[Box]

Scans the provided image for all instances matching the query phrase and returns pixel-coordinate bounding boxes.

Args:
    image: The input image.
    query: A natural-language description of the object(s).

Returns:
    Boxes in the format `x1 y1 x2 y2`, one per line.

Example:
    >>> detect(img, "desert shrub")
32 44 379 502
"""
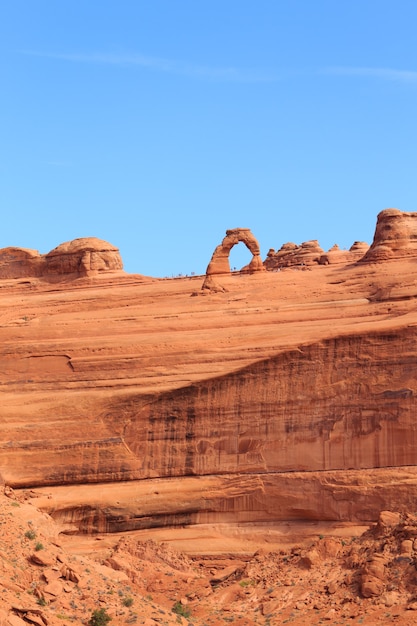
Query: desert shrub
172 601 191 618
25 530 36 540
122 595 134 607
88 608 112 626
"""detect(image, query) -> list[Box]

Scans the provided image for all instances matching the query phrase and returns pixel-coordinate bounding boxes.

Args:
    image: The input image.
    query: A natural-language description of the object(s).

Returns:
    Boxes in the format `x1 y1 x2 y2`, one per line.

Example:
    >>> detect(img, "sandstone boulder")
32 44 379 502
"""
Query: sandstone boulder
376 510 402 534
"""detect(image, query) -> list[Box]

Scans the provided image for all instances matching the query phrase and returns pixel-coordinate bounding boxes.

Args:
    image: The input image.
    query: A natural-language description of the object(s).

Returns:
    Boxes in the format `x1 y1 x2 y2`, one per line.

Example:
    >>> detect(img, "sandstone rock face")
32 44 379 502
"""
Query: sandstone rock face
360 208 417 262
0 237 123 280
4 209 417 539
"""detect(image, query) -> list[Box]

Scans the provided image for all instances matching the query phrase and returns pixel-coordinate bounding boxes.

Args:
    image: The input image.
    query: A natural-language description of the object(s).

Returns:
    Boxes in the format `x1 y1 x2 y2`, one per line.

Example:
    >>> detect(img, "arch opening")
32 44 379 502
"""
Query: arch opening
229 242 253 272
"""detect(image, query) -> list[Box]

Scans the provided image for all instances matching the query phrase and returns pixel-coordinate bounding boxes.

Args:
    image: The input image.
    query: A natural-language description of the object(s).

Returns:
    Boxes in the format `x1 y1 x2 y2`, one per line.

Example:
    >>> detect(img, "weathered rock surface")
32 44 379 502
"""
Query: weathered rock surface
265 239 370 269
44 237 123 277
4 482 417 626
205 228 264 275
0 247 44 279
0 237 123 280
202 228 264 291
3 209 417 541
264 239 325 269
318 241 369 265
361 208 417 262
3 210 417 624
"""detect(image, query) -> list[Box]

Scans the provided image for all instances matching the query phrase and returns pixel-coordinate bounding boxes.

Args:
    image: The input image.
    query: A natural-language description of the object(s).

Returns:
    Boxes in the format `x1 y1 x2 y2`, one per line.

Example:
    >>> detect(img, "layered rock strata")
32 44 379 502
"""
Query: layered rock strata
2 209 417 536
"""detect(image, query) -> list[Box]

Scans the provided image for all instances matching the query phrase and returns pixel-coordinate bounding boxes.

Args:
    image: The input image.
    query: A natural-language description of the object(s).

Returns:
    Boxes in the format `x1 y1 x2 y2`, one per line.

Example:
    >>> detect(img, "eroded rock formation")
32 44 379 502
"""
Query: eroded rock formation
6 484 417 625
44 237 123 276
202 228 264 291
4 209 417 541
265 240 371 270
264 240 325 270
0 247 43 279
0 237 123 280
361 208 417 262
318 242 369 265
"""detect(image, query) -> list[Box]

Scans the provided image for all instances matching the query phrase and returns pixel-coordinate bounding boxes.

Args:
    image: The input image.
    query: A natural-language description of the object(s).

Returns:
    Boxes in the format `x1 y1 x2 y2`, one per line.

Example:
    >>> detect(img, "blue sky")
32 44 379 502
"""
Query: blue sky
1 1 417 277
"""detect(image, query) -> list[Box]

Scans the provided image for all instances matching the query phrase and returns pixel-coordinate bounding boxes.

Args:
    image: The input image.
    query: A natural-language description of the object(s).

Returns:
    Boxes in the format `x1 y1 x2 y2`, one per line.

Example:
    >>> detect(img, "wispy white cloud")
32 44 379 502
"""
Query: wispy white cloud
21 50 277 83
322 66 417 84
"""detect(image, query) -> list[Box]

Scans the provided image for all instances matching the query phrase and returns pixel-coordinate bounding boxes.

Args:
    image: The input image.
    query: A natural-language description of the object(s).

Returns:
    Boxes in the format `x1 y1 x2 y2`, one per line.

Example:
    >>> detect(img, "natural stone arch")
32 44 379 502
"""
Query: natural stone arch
202 228 264 291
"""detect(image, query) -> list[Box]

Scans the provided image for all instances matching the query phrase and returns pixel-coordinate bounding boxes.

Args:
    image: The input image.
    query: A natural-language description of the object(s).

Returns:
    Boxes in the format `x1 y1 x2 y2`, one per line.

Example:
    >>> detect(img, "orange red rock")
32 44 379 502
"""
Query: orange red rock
0 237 122 280
361 208 417 261
2 209 417 546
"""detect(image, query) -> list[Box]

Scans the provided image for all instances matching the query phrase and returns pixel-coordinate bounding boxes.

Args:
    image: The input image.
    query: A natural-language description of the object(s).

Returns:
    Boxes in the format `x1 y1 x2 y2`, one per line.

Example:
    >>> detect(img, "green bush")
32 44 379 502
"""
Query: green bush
88 608 112 626
25 530 36 540
172 601 191 618
122 596 134 607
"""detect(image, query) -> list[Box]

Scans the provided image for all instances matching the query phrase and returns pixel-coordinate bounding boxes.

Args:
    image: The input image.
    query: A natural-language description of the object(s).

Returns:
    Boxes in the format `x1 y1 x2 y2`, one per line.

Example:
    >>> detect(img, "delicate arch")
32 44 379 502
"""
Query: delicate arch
202 228 264 291
205 228 264 275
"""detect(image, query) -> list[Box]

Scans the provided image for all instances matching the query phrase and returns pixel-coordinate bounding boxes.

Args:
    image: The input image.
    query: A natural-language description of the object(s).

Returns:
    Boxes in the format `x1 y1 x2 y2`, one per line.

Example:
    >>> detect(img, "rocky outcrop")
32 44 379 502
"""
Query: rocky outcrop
265 241 371 269
31 468 417 534
44 237 123 277
4 209 417 538
0 247 43 279
360 208 417 262
318 242 369 265
7 485 417 625
264 240 324 270
0 237 123 280
202 228 264 291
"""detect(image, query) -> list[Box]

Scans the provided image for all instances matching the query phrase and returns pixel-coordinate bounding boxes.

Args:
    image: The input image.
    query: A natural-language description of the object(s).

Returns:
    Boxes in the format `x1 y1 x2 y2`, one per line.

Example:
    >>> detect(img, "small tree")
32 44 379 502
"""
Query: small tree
88 608 112 626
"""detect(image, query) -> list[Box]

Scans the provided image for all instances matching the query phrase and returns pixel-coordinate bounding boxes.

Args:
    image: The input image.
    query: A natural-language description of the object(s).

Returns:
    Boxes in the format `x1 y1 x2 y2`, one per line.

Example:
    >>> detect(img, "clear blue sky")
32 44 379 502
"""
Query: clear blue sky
1 1 417 277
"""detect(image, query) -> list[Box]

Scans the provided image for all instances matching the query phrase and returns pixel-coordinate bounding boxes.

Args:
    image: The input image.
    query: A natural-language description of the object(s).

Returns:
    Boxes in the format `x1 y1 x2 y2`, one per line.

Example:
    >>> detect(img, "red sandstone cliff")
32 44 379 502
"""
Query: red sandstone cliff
2 211 417 538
